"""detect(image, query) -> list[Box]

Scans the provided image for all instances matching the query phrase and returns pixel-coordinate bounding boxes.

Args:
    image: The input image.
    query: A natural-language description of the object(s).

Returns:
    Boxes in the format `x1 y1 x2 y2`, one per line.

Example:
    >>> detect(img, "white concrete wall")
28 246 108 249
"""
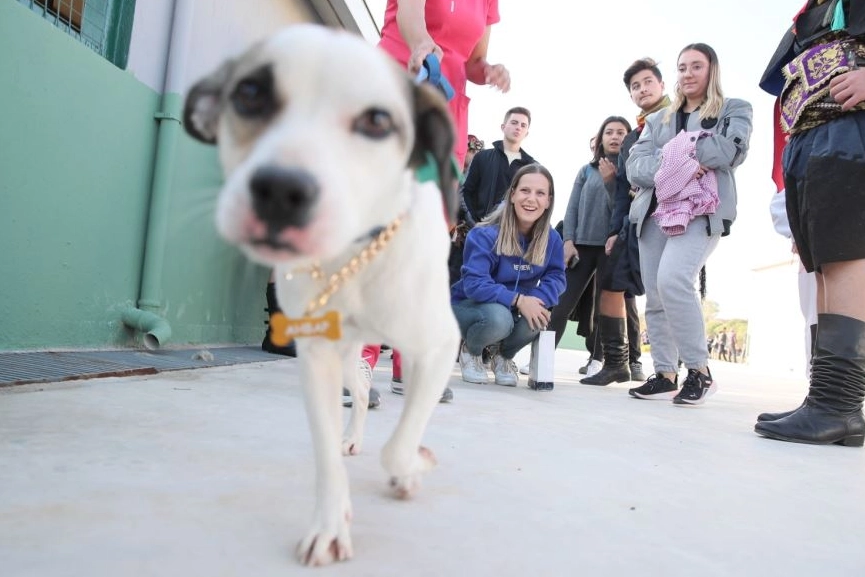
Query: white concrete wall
746 260 810 376
125 0 318 93
126 0 174 91
184 0 317 88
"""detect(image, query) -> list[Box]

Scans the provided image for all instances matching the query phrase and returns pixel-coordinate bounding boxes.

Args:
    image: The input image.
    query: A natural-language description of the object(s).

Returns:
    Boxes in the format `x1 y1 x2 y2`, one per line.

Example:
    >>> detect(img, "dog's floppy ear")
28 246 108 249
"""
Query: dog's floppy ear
409 82 458 223
183 59 236 144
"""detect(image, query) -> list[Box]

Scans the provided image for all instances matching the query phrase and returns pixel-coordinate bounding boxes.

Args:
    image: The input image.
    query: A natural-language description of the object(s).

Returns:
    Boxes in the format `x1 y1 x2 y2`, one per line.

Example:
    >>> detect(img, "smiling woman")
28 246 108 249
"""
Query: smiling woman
451 163 566 388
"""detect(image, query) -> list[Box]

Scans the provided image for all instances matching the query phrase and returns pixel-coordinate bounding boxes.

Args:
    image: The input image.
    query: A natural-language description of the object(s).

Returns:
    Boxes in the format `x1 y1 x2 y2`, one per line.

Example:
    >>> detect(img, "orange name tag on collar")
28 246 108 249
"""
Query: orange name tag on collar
269 310 342 345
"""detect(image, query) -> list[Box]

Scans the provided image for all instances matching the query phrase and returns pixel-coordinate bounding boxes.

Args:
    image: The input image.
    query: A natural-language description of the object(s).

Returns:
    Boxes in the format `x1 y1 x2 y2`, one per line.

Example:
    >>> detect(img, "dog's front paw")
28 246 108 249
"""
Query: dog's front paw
387 446 437 500
341 434 363 456
296 503 353 566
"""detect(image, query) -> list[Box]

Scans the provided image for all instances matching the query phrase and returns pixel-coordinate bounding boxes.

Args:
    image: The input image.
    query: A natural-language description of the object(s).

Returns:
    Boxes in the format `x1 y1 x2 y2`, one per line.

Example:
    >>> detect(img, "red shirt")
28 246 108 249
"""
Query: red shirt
378 0 500 165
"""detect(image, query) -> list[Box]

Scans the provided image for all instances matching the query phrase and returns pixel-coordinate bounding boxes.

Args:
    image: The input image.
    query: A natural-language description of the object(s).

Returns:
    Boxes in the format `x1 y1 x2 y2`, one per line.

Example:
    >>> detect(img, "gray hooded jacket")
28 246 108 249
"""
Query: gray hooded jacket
626 98 753 237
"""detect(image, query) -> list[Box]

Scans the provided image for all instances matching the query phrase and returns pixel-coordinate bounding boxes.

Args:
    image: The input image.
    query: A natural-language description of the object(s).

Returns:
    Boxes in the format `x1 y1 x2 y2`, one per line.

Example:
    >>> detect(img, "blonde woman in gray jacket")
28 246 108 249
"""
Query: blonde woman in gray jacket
626 43 752 405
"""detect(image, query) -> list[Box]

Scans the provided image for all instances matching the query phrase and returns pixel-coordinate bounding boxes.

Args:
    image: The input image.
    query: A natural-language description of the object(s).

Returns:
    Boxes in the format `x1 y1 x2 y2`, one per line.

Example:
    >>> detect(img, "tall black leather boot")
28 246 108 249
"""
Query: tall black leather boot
756 323 817 422
580 316 630 386
261 282 297 357
755 314 865 446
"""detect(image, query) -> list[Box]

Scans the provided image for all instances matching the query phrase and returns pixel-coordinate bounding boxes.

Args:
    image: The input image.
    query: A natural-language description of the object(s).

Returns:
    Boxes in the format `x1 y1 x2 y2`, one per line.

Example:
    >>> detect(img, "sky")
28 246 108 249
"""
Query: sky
366 0 799 319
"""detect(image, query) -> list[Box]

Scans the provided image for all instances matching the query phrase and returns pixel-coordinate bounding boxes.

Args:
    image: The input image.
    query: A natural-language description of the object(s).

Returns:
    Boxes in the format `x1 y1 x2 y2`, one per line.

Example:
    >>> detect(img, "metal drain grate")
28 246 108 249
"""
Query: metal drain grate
0 346 287 387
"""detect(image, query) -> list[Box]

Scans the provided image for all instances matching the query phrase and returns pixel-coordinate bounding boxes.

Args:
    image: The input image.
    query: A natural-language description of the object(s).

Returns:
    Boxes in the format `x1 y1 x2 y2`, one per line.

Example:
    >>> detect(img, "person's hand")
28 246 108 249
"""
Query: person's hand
829 68 865 111
408 35 444 75
605 235 617 255
484 63 510 92
517 295 551 331
599 157 616 182
694 164 709 179
563 241 578 264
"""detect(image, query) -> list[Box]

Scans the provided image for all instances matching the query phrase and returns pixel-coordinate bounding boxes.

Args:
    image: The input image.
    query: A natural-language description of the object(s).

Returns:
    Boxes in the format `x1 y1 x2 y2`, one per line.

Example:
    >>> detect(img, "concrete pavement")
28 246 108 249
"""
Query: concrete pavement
1 348 863 576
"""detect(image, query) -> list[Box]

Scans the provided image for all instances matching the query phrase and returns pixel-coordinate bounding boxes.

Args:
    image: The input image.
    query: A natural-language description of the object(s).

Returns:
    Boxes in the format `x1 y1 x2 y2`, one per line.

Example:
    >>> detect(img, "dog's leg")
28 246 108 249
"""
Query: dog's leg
381 333 458 499
295 341 354 566
342 343 368 456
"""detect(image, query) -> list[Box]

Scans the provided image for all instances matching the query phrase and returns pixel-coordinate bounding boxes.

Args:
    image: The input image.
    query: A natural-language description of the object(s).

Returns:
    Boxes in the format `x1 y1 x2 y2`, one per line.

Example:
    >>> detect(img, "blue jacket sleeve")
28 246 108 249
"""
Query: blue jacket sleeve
460 227 517 307
526 232 566 308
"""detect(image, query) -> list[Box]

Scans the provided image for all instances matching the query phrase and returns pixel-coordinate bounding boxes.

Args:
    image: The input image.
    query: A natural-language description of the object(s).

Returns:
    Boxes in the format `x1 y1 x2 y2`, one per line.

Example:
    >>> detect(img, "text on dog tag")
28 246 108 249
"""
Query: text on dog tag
269 310 342 345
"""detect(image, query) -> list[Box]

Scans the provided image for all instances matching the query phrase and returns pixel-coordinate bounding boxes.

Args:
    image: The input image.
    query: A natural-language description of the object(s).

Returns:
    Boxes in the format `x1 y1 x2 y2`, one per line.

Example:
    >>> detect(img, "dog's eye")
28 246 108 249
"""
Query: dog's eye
352 108 395 139
231 70 276 118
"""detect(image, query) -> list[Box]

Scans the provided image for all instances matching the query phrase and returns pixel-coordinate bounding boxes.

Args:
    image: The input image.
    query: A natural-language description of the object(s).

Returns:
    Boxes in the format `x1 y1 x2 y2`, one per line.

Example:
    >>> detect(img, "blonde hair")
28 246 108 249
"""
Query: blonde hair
480 164 555 266
666 43 724 122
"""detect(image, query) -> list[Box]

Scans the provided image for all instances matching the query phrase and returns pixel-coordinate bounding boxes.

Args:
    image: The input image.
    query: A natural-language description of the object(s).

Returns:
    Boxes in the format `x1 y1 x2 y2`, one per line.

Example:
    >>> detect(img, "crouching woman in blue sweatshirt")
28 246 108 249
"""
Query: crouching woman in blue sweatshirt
452 163 566 387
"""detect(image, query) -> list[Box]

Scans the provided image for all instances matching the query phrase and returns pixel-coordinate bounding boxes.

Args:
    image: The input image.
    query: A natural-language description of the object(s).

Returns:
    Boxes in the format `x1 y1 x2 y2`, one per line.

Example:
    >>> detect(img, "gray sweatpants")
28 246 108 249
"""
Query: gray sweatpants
638 217 720 374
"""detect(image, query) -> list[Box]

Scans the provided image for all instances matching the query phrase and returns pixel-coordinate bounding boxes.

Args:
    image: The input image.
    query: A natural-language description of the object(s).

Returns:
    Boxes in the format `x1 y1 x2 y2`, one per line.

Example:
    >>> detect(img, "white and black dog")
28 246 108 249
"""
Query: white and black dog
183 24 461 566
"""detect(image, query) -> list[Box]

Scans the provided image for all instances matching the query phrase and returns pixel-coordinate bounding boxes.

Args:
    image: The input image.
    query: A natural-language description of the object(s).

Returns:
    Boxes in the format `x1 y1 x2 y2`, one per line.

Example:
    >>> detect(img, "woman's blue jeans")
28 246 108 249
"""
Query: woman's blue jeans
451 300 541 359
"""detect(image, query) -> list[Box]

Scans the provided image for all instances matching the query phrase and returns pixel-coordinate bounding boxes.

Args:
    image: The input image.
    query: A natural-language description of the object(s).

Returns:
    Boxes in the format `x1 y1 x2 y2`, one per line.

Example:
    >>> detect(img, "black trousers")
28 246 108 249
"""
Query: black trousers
549 245 606 348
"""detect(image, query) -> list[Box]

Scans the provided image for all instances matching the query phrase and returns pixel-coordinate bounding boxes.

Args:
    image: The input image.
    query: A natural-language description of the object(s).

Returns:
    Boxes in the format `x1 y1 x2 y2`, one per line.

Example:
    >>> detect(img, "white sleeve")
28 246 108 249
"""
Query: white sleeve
769 189 791 239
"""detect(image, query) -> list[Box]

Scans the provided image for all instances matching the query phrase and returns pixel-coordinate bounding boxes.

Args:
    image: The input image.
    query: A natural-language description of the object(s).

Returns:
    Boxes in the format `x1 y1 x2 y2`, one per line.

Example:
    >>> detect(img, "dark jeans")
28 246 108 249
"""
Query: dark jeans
452 300 542 359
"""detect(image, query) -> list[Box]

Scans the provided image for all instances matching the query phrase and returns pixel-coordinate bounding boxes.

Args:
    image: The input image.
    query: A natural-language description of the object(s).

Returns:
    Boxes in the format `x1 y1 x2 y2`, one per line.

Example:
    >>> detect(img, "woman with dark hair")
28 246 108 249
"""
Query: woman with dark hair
627 43 752 405
548 116 632 375
453 164 566 387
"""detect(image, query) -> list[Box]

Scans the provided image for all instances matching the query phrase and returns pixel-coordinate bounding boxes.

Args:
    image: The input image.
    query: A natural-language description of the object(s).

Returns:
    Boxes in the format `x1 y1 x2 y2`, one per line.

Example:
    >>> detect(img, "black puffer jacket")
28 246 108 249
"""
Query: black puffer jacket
459 140 537 226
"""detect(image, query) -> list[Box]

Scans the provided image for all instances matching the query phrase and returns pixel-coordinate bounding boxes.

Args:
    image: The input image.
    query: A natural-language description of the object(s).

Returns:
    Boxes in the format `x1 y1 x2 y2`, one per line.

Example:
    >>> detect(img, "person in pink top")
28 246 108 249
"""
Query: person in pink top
378 0 511 168
343 0 511 410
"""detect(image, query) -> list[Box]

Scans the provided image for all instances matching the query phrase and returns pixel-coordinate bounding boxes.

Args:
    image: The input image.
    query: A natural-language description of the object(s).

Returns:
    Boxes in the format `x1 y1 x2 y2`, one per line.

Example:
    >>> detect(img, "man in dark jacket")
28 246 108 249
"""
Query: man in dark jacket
459 106 536 226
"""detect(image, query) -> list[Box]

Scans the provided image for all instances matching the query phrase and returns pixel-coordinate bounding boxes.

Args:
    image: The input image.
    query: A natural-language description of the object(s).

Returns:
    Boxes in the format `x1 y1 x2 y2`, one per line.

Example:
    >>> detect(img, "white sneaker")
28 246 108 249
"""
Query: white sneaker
519 363 530 375
344 358 380 408
585 359 603 377
358 357 373 388
459 342 489 384
491 353 519 386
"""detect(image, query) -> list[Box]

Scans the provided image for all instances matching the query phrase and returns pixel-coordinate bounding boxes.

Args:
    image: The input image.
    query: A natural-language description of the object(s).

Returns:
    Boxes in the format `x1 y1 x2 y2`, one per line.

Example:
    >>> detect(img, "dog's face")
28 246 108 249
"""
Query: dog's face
184 25 456 264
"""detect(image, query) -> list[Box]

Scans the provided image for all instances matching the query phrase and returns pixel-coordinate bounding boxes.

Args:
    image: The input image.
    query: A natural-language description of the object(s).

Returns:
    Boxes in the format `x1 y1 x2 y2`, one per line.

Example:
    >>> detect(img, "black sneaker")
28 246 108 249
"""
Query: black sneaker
629 373 678 400
672 368 716 405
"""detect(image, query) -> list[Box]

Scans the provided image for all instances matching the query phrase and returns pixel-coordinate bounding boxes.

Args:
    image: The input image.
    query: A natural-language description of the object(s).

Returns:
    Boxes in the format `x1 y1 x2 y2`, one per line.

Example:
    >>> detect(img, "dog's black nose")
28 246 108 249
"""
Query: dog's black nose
249 165 320 230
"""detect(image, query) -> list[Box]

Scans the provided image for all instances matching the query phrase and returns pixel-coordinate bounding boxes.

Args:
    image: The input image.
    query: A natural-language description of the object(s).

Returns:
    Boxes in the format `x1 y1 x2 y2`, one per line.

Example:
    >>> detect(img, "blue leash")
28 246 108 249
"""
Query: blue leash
414 54 455 101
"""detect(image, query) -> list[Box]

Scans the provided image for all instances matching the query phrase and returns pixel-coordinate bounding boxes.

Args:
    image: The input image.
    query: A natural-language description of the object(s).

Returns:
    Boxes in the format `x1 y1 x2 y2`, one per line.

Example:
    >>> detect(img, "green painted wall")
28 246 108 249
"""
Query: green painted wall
158 137 270 345
0 2 268 351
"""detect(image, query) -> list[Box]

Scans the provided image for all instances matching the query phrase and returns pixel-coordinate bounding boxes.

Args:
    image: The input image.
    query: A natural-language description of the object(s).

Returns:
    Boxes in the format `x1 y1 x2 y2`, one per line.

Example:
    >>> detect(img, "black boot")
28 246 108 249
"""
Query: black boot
756 323 817 422
261 282 297 357
626 296 645 380
755 314 865 446
580 316 630 385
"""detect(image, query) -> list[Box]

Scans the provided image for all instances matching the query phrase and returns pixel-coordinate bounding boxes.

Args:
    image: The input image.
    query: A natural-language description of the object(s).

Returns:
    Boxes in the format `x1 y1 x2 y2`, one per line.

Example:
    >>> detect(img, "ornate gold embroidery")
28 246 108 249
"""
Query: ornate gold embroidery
781 39 865 134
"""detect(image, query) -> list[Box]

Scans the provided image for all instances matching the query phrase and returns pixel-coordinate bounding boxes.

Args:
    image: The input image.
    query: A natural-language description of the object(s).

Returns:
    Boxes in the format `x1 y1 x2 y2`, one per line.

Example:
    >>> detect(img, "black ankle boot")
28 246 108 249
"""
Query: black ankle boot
261 282 297 357
580 316 630 386
756 323 818 422
755 315 865 446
